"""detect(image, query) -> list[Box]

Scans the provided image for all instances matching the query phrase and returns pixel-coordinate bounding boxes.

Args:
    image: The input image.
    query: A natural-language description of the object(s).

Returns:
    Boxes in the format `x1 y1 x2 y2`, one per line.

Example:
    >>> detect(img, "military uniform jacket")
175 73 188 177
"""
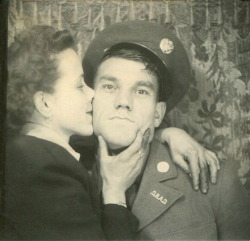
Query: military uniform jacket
132 140 250 240
4 135 137 240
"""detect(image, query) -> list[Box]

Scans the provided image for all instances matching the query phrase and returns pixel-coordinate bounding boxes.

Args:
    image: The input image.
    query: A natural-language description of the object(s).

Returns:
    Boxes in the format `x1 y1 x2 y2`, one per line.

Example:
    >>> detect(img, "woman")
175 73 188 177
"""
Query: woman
5 25 147 240
4 25 218 240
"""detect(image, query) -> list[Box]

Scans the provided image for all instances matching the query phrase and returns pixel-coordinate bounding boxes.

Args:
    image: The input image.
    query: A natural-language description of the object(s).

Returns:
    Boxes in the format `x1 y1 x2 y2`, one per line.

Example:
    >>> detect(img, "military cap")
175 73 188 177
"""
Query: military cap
83 20 191 112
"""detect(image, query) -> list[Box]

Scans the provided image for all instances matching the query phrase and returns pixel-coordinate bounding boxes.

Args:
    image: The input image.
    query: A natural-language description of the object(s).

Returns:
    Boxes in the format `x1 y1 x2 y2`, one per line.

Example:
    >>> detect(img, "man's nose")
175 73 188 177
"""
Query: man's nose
114 90 132 110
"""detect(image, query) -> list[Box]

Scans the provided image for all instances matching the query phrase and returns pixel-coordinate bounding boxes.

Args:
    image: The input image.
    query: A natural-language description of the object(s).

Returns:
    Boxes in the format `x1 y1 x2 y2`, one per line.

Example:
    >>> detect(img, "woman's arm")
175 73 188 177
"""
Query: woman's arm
155 127 220 193
98 130 150 240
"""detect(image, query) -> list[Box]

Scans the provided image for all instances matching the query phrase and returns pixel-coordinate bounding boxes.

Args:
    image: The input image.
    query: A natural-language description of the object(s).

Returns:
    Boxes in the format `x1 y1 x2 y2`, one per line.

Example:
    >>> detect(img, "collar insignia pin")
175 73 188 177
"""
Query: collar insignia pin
150 190 168 205
157 161 169 173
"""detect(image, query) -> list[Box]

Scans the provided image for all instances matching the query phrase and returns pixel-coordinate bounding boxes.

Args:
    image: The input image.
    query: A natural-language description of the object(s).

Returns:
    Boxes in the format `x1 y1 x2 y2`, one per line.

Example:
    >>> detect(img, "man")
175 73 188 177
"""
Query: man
83 20 250 240
2 23 219 241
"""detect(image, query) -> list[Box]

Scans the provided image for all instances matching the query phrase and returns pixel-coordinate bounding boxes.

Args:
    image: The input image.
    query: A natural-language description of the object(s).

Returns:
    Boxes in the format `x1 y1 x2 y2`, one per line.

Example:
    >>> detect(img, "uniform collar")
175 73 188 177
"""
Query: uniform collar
146 139 178 182
132 139 183 231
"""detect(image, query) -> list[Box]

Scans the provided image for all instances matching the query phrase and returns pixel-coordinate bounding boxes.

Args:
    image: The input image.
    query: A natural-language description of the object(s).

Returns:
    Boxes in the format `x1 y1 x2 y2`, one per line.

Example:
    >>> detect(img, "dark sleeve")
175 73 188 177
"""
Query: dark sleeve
90 161 139 240
5 141 106 240
216 162 250 240
102 204 139 240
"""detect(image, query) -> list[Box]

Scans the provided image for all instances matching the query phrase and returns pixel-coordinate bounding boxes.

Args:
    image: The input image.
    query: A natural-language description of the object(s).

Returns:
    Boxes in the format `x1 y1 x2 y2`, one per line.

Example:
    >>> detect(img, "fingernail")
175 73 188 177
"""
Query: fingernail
141 128 151 148
202 188 208 194
193 182 199 190
98 135 103 143
212 177 216 184
143 128 151 138
138 130 143 136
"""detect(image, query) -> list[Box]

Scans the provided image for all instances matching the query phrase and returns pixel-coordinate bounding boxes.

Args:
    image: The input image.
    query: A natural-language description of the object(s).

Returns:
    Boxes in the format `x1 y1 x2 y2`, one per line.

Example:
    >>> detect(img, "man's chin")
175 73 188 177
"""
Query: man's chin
108 145 129 155
94 125 138 150
103 132 136 151
107 138 133 151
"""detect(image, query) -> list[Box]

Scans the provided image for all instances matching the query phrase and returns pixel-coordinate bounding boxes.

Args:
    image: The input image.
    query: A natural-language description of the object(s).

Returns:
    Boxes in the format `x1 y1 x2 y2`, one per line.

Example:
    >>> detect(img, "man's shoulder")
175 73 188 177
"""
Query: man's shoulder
144 140 250 239
149 139 238 181
148 139 245 196
148 139 172 161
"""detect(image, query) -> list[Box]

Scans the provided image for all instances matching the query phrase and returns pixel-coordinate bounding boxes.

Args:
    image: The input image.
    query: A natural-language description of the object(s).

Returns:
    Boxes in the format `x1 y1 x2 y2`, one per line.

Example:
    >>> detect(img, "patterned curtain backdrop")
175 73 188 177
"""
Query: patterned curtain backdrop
8 0 250 188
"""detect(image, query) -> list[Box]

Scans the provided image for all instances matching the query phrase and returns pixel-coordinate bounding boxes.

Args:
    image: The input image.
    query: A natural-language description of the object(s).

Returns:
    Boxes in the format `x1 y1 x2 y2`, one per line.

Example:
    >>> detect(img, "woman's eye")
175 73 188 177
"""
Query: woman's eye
77 85 84 89
76 84 85 91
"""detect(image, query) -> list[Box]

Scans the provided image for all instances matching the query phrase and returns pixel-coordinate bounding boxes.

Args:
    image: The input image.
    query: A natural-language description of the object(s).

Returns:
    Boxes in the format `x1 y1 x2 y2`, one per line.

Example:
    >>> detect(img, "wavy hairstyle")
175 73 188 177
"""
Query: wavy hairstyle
7 25 75 130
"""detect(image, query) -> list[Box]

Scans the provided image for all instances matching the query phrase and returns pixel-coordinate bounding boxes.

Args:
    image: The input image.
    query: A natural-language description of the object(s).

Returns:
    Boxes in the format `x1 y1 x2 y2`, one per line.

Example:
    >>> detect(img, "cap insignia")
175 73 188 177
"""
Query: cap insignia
160 38 174 54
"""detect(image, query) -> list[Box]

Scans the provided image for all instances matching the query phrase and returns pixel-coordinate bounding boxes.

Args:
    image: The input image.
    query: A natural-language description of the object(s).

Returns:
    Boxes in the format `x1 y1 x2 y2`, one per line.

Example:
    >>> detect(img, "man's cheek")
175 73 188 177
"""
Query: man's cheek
135 116 152 130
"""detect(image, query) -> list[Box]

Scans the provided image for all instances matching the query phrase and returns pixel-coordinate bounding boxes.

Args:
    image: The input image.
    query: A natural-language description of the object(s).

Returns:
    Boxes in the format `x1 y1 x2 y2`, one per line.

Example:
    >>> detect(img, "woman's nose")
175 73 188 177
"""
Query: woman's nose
87 86 95 101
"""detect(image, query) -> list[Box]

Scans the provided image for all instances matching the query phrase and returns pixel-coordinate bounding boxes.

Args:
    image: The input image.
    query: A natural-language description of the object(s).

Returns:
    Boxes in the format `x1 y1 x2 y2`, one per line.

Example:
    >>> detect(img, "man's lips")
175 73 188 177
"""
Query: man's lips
109 116 134 123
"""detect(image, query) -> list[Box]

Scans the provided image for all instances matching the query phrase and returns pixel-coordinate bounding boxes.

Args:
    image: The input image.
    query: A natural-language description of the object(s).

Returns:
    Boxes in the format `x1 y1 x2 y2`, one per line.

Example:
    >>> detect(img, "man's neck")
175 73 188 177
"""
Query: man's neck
109 146 128 156
109 144 151 176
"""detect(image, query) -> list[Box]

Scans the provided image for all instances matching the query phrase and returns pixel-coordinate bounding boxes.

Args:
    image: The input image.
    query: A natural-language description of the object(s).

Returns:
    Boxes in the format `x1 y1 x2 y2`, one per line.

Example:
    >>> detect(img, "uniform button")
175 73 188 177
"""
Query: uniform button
157 161 169 173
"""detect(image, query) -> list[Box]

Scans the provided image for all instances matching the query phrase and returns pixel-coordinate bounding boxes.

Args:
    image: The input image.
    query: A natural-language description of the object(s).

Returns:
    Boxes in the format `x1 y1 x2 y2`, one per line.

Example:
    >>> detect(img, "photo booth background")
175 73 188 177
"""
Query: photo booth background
7 0 250 189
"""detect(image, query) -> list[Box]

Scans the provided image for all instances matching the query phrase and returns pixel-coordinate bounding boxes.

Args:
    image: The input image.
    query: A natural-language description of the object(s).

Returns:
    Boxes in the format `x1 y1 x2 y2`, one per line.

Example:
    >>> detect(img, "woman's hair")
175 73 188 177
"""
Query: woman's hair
7 25 75 129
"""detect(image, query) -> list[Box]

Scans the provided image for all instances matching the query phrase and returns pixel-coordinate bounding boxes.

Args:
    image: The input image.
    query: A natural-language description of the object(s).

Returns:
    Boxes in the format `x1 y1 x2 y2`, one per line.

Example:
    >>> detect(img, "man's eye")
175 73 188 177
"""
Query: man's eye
102 84 116 91
136 89 149 95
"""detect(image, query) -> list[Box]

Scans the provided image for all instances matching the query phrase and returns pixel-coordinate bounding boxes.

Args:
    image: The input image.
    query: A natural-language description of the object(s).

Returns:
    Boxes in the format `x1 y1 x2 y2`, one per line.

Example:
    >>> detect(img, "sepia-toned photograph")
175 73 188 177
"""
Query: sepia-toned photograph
0 0 250 240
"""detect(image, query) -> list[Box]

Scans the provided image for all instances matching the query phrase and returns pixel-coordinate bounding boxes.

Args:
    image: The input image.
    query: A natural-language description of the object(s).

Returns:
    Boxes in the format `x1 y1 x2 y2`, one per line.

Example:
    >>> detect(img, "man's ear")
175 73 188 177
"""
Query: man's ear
154 102 166 128
33 91 53 118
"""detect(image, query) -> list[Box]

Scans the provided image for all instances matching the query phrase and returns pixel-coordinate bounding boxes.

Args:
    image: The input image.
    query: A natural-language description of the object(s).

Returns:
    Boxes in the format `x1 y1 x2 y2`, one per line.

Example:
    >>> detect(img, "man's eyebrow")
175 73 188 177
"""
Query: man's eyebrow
135 80 156 90
98 75 118 83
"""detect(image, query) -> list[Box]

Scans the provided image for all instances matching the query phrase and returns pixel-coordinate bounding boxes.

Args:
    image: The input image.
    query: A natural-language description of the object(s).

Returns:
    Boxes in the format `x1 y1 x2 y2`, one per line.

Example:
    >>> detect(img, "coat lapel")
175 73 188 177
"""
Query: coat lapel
132 140 183 231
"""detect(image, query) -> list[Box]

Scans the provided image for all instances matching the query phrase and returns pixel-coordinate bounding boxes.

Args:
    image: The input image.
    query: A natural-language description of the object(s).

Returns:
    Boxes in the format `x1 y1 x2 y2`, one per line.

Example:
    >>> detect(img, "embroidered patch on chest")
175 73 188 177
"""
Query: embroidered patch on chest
150 190 167 205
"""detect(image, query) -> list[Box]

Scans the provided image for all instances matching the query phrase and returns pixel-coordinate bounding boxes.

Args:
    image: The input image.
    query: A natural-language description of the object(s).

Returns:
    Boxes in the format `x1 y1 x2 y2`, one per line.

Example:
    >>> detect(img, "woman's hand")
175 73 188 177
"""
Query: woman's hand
155 127 220 194
98 129 150 205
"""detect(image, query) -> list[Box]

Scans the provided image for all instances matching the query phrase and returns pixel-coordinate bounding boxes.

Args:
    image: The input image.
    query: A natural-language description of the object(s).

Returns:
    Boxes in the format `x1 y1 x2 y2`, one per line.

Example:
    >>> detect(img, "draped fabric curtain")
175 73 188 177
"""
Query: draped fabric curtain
7 0 250 189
